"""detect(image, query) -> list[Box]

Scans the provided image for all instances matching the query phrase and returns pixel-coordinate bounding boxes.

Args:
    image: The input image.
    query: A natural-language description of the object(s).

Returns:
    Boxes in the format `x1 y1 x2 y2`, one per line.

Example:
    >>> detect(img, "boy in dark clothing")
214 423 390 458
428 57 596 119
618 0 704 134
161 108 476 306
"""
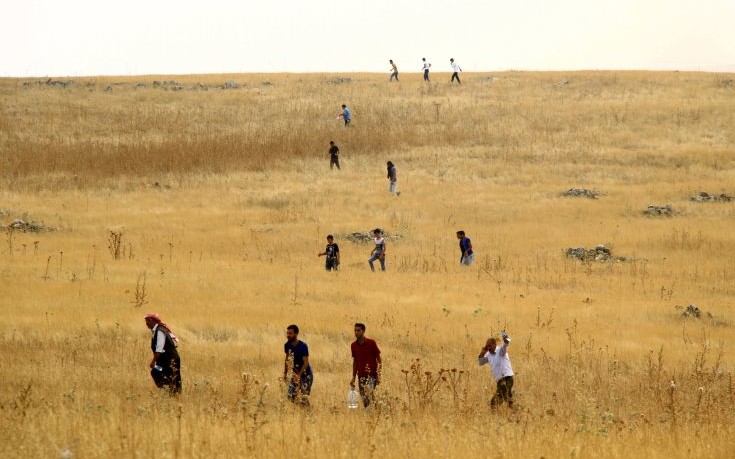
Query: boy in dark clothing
456 230 474 265
318 235 340 271
329 141 340 170
284 324 313 406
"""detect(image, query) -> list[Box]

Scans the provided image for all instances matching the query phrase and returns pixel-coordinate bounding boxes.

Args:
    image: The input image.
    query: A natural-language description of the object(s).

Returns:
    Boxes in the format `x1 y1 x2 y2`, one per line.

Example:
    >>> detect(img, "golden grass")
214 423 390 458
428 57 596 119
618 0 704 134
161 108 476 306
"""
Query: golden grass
1 71 734 458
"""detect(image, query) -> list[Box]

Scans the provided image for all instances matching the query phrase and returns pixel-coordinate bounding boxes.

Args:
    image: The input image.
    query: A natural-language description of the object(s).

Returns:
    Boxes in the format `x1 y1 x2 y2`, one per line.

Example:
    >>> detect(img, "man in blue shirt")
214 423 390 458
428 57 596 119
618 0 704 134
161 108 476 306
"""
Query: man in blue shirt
284 324 313 406
457 230 474 266
340 104 351 126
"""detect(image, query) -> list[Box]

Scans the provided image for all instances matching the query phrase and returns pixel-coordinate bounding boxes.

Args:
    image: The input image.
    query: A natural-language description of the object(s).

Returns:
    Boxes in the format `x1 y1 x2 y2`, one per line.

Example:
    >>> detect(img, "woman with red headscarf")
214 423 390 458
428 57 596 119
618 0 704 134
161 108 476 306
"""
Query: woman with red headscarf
144 313 181 394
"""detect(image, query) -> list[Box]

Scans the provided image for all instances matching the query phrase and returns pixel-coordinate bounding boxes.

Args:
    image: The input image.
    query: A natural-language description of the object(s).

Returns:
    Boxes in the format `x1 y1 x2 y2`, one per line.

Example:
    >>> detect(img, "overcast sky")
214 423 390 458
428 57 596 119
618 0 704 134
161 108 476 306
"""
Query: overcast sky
2 0 734 77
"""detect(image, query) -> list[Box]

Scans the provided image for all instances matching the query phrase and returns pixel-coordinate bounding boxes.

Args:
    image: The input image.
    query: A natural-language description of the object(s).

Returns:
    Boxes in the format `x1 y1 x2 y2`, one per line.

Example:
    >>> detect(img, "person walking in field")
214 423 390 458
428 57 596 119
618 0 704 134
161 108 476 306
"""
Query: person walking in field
450 58 462 84
389 59 399 82
284 324 313 407
421 58 432 82
387 161 400 197
339 104 351 126
350 323 382 407
318 234 340 271
457 230 474 265
144 313 182 395
478 331 514 409
368 228 387 272
328 141 341 170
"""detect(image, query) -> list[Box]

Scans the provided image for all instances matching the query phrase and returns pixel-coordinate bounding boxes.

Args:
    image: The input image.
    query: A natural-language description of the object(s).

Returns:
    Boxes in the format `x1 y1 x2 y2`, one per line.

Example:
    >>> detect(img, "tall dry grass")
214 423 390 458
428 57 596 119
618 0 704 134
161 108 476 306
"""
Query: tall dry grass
0 71 734 458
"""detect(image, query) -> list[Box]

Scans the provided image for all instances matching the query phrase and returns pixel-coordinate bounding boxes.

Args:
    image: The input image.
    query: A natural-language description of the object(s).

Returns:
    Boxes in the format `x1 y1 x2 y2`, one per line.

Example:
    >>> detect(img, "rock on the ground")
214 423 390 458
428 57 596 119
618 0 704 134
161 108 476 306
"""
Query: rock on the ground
343 230 402 244
644 204 674 216
565 244 625 262
690 191 734 203
326 77 352 85
562 188 600 199
1 219 55 233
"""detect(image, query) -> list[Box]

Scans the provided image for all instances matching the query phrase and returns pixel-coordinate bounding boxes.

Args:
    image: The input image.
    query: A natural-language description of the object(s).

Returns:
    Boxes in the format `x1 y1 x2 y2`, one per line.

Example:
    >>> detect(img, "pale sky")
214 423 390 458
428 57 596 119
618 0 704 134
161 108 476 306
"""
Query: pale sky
1 0 734 77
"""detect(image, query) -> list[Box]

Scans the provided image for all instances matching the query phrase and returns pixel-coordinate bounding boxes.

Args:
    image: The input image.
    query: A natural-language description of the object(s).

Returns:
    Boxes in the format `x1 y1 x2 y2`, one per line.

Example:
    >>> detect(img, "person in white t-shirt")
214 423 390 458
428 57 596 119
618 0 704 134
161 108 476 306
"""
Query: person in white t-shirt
478 331 514 408
450 58 462 85
368 228 387 272
421 58 432 82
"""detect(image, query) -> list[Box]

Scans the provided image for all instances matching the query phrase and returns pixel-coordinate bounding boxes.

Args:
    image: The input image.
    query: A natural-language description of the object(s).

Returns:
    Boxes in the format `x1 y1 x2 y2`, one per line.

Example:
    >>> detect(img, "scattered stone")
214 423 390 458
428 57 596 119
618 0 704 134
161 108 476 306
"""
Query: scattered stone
152 80 183 90
557 80 570 86
1 219 55 233
562 188 600 199
221 80 239 89
261 81 273 86
565 245 627 262
135 83 147 89
198 83 208 90
343 230 403 244
46 78 74 88
104 85 113 92
720 78 733 87
643 204 674 217
690 191 734 203
326 76 352 85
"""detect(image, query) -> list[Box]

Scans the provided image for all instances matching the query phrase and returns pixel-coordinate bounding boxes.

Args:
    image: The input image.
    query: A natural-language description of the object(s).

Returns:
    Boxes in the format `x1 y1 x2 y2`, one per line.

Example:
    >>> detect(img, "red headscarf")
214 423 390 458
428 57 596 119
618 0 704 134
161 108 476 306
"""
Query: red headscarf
145 313 178 343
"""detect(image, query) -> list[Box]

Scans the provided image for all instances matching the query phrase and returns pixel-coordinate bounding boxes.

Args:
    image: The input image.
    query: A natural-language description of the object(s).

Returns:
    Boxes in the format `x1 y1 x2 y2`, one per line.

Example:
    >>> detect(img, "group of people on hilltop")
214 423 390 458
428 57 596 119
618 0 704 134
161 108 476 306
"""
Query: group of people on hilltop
144 316 515 411
388 58 463 84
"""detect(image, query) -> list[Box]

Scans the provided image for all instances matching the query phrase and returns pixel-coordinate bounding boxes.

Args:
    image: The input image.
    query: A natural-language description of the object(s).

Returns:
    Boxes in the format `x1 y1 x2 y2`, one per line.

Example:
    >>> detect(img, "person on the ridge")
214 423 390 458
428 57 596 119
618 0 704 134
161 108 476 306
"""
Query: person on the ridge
389 59 399 82
450 58 462 84
421 58 432 82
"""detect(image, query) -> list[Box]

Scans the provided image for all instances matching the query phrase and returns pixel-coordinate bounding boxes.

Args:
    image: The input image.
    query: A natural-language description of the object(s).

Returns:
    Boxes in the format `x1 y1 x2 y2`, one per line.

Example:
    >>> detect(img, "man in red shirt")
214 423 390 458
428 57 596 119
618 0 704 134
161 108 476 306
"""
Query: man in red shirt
350 323 382 407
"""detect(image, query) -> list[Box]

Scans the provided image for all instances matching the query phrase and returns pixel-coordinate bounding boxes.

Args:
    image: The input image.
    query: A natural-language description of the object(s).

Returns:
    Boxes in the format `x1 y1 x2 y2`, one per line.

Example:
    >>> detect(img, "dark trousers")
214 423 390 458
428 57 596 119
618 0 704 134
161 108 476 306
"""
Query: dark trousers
325 258 339 271
151 358 182 395
423 69 430 81
358 375 377 407
491 376 513 408
330 157 340 170
287 373 313 406
390 72 399 82
451 72 461 84
344 119 351 127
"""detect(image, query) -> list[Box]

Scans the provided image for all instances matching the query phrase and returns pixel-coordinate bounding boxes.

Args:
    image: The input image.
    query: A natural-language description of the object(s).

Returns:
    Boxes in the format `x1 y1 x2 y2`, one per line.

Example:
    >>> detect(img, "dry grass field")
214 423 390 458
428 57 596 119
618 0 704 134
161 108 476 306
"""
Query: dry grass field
1 71 734 458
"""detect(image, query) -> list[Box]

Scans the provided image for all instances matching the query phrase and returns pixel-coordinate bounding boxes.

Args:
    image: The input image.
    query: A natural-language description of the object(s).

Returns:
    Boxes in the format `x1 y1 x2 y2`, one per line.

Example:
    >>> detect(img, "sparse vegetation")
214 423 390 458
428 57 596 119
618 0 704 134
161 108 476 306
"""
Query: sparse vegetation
0 71 734 458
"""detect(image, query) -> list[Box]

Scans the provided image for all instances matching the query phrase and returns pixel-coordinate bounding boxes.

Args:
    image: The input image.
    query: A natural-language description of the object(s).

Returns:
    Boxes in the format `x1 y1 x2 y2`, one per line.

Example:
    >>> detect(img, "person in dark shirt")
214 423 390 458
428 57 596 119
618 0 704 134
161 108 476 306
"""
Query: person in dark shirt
329 141 341 170
387 161 400 197
145 313 181 395
284 324 313 406
350 323 382 407
456 230 474 265
318 235 340 271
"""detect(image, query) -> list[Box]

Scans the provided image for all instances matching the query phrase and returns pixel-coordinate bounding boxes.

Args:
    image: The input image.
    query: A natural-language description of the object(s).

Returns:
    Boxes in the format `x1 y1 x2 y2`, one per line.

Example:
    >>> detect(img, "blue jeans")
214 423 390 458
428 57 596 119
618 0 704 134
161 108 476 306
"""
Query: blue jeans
287 373 313 406
368 254 385 271
461 253 474 266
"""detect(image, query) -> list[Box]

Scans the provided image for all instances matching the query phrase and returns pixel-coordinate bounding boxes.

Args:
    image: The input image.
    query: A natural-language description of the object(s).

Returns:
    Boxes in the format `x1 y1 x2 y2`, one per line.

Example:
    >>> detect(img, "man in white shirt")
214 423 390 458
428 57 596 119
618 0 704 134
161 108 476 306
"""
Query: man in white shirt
450 58 462 85
421 58 431 82
478 331 514 408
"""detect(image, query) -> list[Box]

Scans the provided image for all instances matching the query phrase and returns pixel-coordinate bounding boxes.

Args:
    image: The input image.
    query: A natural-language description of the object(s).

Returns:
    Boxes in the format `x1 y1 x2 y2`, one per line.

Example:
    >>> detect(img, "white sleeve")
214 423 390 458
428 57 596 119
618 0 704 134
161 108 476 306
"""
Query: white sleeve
498 343 508 356
155 330 166 353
